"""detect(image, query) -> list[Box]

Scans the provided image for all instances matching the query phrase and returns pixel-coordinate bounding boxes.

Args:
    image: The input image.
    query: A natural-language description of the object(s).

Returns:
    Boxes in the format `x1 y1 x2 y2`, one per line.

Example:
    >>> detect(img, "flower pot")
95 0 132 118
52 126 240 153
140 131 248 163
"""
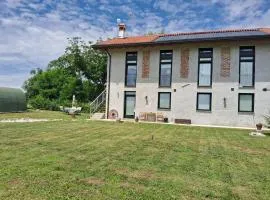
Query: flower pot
256 123 263 131
135 117 139 122
164 118 168 123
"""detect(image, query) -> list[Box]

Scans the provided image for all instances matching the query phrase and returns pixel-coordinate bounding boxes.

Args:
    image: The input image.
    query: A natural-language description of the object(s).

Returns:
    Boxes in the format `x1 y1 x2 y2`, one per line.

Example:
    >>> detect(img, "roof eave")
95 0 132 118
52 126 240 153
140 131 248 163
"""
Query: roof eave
92 35 270 49
92 42 155 49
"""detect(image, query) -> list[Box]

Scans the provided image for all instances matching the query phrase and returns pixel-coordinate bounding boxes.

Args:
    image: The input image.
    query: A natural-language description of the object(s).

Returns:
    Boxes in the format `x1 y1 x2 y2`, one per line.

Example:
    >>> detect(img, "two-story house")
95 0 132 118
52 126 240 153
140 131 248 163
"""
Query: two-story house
93 24 270 127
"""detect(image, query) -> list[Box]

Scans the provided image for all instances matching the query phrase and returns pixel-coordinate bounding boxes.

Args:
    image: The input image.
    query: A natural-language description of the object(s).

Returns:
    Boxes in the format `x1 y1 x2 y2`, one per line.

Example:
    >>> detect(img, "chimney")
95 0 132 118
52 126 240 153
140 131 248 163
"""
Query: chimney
118 23 126 38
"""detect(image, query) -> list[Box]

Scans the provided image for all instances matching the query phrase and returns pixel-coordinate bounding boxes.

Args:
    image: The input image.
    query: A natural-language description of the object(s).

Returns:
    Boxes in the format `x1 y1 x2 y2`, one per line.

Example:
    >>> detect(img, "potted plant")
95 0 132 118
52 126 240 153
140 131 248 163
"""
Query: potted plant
135 116 139 122
256 123 263 131
164 117 168 123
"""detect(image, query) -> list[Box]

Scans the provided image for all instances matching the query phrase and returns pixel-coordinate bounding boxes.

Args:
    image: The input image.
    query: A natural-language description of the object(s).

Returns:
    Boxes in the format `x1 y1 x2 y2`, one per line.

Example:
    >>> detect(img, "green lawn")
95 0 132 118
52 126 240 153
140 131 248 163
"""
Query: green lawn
0 112 269 199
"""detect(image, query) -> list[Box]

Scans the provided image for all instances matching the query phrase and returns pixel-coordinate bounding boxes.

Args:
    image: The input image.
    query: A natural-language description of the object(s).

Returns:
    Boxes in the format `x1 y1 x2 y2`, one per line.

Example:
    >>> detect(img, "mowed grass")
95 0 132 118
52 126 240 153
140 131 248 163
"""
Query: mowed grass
0 115 269 199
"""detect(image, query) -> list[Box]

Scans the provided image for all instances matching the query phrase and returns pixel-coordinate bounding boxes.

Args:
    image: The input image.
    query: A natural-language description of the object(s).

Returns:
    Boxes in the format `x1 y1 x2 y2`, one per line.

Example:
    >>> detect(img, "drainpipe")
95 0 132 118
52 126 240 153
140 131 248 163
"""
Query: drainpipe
105 49 111 119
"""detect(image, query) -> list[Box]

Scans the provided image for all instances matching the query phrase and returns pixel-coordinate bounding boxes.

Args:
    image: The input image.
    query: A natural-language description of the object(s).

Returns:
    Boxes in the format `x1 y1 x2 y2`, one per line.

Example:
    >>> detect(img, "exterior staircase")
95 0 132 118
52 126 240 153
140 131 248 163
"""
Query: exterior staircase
91 113 105 120
89 89 106 119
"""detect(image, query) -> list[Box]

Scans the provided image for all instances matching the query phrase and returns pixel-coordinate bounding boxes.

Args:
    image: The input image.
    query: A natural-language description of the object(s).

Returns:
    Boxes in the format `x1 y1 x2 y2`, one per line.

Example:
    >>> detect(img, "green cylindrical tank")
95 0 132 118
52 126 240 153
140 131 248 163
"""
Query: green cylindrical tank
0 87 27 112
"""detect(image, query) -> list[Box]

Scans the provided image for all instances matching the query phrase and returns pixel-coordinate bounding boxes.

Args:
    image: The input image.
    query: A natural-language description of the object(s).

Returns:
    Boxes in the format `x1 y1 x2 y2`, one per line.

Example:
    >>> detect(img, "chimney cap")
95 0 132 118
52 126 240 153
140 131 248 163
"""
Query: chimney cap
118 22 126 38
118 23 126 30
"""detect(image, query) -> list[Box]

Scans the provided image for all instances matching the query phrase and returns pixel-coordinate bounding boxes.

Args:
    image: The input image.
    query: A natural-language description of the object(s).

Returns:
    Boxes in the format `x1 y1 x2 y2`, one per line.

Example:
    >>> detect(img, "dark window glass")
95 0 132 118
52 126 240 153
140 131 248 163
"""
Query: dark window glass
159 50 172 87
158 92 171 109
125 52 137 87
197 93 212 111
238 93 254 112
239 47 255 87
198 48 213 87
124 91 136 118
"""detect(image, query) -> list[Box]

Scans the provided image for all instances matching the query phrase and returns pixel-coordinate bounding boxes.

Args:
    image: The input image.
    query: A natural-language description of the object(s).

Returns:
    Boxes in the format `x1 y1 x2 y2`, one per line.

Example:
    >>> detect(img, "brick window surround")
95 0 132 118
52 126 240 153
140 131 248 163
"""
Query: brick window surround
221 47 231 77
181 48 190 78
142 50 150 78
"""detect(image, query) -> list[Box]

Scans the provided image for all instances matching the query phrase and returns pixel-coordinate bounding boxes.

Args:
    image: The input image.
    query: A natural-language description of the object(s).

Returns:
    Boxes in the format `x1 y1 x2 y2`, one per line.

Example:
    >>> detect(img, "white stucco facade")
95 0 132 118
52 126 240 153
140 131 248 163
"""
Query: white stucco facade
106 39 270 127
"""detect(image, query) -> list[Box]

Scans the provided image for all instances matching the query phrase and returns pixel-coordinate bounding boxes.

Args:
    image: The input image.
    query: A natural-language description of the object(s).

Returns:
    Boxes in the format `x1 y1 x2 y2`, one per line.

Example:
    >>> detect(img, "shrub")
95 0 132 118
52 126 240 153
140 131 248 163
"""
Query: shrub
28 96 60 111
28 95 91 113
28 95 47 109
79 103 90 113
265 113 270 128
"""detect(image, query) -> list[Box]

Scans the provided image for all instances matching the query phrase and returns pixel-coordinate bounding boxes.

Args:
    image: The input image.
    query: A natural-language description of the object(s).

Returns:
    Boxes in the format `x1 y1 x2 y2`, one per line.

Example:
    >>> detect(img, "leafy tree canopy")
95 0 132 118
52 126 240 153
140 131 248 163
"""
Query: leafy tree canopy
24 37 107 111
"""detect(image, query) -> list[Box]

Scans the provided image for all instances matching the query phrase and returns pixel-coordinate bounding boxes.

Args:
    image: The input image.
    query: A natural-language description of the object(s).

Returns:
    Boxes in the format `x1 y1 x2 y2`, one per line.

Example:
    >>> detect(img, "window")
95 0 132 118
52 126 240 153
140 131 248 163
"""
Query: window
238 93 254 112
159 50 173 87
198 48 213 87
158 92 171 109
239 47 255 87
197 93 212 111
125 52 137 87
124 91 136 118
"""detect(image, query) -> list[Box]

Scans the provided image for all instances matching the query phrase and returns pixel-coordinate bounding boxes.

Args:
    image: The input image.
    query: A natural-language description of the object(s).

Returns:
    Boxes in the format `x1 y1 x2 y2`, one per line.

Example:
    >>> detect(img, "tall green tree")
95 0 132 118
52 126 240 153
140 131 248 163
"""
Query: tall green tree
24 37 107 111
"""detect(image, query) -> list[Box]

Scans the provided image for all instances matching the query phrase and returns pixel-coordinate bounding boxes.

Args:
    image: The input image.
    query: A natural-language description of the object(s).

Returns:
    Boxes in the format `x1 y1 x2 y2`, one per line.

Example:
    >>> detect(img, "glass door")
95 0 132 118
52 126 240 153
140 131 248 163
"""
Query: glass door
124 92 136 118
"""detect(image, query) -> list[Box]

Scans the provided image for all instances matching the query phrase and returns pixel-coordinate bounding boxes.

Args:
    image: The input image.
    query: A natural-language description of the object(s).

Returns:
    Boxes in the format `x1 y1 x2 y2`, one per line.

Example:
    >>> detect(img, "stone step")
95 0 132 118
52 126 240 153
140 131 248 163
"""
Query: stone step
91 113 105 120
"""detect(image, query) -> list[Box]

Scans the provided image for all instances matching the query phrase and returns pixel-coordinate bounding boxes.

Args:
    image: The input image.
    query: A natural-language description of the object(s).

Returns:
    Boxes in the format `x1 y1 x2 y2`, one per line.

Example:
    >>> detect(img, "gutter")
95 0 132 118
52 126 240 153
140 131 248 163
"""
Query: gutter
104 49 111 119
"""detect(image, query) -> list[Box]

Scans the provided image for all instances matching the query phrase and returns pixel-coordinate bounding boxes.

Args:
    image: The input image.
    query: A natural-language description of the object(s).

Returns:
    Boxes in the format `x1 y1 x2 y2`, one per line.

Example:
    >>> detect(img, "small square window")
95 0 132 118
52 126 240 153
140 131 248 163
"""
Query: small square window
158 92 171 110
238 93 254 112
197 93 212 111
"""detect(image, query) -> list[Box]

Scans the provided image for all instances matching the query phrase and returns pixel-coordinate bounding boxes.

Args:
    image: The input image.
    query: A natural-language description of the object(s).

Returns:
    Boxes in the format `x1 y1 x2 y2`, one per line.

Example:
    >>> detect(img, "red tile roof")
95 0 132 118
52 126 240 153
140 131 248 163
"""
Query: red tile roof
93 28 270 48
97 34 160 46
260 28 270 34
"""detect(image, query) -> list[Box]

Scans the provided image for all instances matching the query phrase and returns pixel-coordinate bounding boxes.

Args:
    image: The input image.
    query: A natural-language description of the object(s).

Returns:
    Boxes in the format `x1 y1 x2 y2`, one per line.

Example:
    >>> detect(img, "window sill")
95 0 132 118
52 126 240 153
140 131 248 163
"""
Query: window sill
158 108 171 111
158 86 171 88
196 110 212 113
197 86 212 88
238 111 254 115
125 86 136 88
238 86 255 89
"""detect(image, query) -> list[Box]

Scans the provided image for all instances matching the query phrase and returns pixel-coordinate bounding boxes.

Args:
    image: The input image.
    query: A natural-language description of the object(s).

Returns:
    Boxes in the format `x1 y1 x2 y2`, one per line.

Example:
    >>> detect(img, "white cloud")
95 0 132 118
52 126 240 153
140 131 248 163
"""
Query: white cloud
0 0 117 88
153 0 190 14
212 0 264 21
0 73 30 88
4 0 23 8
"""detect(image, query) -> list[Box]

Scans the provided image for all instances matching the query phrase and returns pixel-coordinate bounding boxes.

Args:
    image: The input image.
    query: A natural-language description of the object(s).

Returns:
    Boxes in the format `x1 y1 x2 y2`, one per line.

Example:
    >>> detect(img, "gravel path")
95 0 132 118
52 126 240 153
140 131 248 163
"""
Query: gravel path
0 118 62 123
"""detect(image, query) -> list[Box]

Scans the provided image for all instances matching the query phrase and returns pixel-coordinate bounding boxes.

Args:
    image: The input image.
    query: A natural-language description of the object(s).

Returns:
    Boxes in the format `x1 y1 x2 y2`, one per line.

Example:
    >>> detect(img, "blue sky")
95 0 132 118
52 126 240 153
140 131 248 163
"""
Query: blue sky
1 0 270 88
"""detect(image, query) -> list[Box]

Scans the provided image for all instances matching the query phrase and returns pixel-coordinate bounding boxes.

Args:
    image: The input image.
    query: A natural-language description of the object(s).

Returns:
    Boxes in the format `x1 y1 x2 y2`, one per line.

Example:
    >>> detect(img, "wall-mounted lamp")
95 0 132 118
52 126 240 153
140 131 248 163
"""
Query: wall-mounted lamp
145 96 148 105
263 88 269 92
223 97 227 108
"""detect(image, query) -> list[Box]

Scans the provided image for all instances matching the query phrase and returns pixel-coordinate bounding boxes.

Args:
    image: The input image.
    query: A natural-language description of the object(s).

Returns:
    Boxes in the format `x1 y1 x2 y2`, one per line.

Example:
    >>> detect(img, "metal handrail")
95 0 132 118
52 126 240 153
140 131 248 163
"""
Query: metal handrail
89 89 106 117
